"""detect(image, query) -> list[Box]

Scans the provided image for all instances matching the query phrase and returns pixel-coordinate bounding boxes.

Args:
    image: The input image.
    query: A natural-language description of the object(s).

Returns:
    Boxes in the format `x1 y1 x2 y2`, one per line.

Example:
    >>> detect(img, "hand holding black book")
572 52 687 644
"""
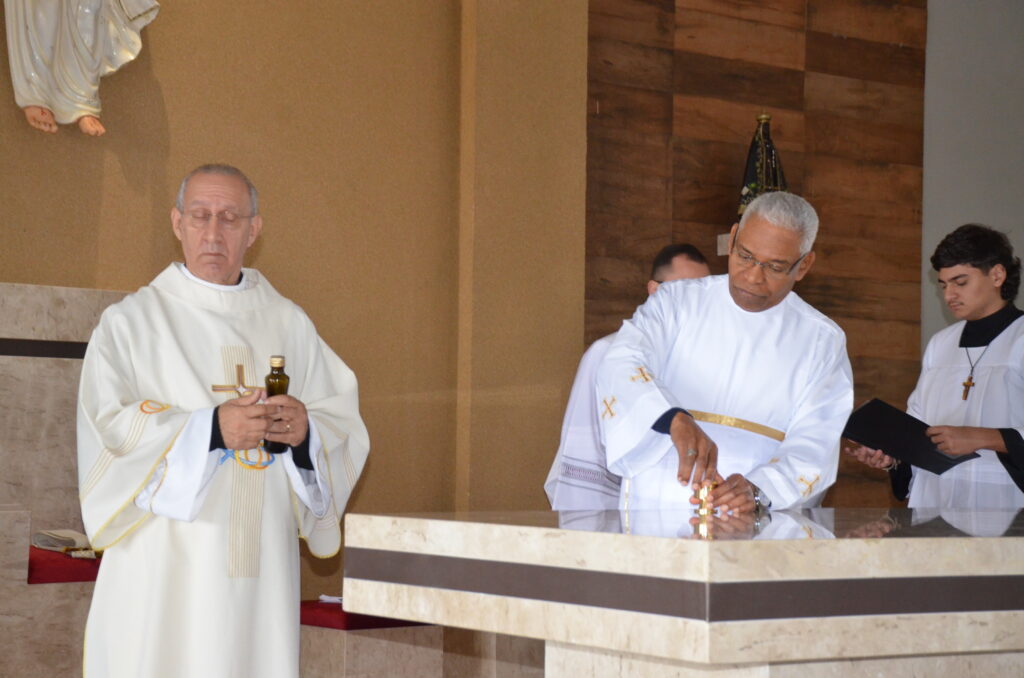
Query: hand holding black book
841 399 979 475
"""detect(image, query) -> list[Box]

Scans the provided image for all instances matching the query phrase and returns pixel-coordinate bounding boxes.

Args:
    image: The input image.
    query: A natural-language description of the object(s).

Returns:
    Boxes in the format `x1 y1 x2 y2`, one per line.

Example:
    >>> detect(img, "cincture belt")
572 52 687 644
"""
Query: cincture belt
687 410 785 442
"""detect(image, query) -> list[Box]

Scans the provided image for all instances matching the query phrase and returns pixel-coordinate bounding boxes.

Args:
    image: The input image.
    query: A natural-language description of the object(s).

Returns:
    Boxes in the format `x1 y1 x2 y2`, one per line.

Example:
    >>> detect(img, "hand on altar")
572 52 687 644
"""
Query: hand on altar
219 389 270 450
264 394 309 448
670 411 718 489
688 510 758 540
690 473 757 514
842 442 896 470
841 514 898 539
926 425 1004 457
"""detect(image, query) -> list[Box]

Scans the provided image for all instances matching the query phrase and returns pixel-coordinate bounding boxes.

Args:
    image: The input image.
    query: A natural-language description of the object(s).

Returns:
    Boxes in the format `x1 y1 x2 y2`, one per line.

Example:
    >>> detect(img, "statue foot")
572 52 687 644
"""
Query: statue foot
24 106 58 133
77 115 106 136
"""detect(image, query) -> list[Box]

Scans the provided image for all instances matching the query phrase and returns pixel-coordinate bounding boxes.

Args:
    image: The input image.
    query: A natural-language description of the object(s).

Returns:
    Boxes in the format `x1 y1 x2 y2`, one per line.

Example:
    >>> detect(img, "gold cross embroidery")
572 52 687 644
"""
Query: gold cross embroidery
212 364 262 397
798 474 820 497
630 367 653 383
601 397 617 419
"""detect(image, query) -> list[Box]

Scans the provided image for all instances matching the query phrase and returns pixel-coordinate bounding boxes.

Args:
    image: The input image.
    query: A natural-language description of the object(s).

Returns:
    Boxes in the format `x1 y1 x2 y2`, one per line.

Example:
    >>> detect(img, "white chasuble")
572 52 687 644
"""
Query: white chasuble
596 275 853 510
77 264 369 678
907 316 1024 510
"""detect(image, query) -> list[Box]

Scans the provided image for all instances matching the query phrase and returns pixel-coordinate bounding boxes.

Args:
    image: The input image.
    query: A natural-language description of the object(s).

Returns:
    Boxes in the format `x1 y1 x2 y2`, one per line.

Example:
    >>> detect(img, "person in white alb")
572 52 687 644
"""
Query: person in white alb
597 191 853 513
846 224 1023 514
77 164 370 677
545 244 710 510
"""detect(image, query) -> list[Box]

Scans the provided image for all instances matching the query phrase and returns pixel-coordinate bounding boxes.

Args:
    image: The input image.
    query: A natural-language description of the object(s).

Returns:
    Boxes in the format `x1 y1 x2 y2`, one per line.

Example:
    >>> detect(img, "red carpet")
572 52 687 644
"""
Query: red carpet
300 600 422 630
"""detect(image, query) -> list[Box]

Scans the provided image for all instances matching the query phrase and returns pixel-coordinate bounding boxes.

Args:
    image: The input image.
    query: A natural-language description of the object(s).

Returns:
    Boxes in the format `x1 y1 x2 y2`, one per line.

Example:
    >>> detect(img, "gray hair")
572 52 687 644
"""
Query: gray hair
175 164 259 215
738 191 818 254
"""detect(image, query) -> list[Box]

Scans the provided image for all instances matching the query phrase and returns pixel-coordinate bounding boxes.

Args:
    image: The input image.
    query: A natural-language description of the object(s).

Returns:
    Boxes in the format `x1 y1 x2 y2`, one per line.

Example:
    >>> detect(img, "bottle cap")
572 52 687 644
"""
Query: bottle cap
270 355 285 367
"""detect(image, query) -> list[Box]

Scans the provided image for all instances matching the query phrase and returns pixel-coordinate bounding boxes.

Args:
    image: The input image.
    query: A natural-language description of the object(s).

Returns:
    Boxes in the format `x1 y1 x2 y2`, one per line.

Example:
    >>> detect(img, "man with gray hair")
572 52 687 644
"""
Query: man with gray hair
77 164 369 677
596 191 853 515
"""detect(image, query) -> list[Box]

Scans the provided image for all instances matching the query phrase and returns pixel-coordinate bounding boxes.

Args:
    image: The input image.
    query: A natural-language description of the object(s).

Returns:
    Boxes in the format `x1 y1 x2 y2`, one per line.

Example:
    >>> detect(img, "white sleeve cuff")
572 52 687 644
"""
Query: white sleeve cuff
134 408 221 522
282 418 330 518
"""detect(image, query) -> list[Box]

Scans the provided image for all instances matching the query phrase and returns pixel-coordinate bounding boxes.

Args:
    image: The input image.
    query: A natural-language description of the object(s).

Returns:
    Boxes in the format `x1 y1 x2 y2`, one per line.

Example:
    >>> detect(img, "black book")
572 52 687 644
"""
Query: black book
841 399 979 475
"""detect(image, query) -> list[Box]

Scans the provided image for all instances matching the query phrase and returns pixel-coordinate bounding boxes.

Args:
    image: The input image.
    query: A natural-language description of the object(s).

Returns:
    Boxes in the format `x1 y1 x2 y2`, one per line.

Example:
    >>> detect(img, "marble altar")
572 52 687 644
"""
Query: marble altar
343 508 1024 676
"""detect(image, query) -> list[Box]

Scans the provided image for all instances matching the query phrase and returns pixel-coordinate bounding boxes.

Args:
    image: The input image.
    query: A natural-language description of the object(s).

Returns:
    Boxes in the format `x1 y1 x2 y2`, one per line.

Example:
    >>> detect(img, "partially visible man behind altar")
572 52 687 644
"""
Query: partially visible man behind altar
597 191 853 514
76 164 370 678
545 243 710 509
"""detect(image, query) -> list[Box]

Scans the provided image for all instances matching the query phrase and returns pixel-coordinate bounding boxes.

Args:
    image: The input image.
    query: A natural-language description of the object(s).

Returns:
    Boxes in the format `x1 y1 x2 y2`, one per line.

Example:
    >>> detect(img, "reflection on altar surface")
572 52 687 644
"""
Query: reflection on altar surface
343 508 1024 677
558 506 1024 540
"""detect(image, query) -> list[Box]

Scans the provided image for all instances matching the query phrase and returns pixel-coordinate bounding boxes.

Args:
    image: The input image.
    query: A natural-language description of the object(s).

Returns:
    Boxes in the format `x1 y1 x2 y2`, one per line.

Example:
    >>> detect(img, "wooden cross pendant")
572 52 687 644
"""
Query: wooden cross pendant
961 375 975 400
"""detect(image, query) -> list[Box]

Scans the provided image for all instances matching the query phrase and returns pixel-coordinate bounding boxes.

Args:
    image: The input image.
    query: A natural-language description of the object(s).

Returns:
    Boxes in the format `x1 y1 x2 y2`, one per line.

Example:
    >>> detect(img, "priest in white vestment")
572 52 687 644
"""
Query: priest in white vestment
846 224 1024 515
77 164 369 678
545 244 710 509
597 191 853 513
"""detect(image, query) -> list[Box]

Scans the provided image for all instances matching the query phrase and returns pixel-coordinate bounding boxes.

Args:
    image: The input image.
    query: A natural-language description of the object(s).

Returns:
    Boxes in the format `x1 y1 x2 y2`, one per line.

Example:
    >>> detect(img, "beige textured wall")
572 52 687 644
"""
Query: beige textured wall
0 1 586 596
457 1 588 511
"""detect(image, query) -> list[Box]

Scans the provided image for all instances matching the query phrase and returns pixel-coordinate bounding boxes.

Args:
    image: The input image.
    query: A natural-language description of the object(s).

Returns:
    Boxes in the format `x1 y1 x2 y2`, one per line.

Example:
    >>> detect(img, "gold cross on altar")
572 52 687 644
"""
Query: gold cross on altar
212 364 261 397
630 367 653 383
601 396 617 419
962 376 975 400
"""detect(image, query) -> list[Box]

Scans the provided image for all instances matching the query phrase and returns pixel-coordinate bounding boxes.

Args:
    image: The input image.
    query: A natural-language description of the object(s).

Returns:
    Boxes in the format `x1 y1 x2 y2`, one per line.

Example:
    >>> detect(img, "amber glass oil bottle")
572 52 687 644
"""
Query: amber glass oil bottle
264 355 290 453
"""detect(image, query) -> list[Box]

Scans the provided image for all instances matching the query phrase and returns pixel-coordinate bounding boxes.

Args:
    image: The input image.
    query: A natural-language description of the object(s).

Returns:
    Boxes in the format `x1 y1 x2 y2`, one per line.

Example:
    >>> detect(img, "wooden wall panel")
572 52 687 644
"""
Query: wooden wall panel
804 72 923 129
805 32 925 88
588 1 675 344
673 95 805 150
678 0 807 29
807 0 927 48
801 1 924 507
589 80 673 134
797 279 919 324
587 0 926 506
805 112 922 165
674 51 805 109
591 0 675 49
590 37 675 91
675 10 805 71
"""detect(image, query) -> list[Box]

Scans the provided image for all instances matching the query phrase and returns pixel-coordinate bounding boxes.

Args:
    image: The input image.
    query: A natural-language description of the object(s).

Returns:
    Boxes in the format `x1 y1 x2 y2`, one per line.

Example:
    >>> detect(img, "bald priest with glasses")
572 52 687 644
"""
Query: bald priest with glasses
76 164 369 677
596 191 853 514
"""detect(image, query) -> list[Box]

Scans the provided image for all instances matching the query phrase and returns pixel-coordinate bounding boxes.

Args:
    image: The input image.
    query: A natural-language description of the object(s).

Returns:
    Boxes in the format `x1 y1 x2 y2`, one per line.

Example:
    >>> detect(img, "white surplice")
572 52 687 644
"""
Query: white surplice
77 263 369 678
596 275 853 510
907 315 1024 509
544 334 622 509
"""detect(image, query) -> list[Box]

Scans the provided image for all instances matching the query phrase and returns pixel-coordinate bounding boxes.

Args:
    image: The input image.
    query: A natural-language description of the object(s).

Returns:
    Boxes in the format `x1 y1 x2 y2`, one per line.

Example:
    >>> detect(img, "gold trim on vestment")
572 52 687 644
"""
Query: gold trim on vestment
687 410 785 442
89 427 182 551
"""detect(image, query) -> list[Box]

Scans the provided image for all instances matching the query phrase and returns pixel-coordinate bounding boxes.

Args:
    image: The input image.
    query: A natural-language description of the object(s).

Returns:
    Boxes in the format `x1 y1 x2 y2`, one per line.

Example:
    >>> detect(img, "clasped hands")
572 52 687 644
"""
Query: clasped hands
670 411 758 516
217 389 309 451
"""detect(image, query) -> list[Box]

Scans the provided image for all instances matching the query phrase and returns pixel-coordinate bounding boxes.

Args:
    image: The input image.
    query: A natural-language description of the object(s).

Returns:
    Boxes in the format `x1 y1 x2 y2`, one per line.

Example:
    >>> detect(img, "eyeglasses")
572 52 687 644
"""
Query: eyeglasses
185 209 254 227
731 239 806 279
